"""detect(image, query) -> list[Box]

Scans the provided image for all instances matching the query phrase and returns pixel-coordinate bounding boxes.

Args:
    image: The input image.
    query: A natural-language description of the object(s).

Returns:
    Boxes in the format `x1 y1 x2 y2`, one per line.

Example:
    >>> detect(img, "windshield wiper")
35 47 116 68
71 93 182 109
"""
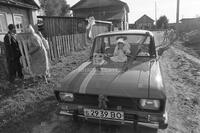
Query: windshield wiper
134 35 148 60
122 35 149 72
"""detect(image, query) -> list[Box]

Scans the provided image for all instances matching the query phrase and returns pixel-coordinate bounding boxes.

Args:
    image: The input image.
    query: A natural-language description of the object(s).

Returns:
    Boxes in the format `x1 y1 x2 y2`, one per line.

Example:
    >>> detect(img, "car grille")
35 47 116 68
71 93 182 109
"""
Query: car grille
73 94 139 110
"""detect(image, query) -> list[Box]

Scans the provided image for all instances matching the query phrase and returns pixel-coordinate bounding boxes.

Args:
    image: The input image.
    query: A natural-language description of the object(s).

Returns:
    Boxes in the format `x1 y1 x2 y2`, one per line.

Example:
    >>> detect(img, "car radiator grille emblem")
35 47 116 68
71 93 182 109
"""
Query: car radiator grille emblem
98 95 108 109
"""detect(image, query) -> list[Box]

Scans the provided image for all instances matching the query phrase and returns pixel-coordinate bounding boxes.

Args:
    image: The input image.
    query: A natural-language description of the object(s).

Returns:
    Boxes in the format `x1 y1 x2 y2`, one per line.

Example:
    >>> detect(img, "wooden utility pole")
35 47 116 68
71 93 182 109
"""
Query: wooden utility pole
155 0 157 22
176 0 180 37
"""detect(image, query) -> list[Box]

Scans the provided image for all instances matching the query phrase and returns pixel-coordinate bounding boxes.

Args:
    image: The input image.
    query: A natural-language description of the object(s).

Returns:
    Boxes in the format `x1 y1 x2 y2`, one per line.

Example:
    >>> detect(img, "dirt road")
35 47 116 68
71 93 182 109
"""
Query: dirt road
0 33 200 133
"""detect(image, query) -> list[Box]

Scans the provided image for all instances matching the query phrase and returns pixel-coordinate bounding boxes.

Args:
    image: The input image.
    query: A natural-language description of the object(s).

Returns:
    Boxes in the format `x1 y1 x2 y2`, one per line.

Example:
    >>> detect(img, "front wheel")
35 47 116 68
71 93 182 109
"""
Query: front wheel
159 122 168 129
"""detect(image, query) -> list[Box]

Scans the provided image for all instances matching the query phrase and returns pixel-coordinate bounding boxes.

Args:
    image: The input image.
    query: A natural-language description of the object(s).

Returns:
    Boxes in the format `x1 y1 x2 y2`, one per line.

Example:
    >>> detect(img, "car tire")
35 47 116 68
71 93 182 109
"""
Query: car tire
159 122 168 129
72 110 79 122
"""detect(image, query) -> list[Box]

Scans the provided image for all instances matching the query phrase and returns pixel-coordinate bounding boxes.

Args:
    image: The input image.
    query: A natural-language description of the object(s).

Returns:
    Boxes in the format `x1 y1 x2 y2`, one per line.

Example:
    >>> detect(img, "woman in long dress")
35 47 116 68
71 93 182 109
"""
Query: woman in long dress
27 25 50 83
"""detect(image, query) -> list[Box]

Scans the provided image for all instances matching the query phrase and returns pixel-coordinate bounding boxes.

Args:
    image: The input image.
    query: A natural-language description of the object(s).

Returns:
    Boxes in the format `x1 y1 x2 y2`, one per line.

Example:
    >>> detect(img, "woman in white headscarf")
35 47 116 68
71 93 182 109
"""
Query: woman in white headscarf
27 25 50 83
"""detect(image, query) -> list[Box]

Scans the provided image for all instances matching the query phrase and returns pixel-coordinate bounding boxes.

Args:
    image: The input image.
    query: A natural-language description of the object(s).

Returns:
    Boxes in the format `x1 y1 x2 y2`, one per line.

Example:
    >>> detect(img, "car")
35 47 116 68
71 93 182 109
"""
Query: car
54 30 168 130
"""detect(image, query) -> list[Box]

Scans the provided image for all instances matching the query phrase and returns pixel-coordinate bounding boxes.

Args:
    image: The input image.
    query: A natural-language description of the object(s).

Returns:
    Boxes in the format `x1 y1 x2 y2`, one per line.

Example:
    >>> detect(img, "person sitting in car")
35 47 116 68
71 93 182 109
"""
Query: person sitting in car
110 38 131 62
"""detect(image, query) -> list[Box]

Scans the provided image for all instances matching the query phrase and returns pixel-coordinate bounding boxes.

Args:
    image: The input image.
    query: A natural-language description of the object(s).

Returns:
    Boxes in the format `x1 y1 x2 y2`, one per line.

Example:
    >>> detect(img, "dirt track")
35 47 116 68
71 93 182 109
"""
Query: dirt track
0 33 200 133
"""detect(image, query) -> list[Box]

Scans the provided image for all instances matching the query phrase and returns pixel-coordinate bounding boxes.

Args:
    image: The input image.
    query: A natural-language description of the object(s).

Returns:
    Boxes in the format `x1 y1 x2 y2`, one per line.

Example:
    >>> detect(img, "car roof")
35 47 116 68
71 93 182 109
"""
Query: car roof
96 30 154 37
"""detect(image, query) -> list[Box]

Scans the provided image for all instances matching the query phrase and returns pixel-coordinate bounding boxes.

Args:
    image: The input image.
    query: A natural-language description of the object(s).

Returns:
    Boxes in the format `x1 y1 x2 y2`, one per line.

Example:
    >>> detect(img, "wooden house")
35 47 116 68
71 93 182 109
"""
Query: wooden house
71 0 129 31
180 18 200 33
135 15 154 30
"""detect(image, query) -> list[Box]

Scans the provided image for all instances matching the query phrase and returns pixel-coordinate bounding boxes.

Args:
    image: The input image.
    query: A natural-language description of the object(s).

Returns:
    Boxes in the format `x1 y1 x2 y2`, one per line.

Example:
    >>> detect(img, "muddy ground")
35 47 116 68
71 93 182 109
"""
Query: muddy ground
0 34 200 133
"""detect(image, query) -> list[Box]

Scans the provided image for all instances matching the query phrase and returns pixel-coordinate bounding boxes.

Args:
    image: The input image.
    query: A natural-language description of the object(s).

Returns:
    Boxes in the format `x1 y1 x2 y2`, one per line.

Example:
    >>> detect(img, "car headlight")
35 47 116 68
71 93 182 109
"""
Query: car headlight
59 92 74 102
139 99 160 110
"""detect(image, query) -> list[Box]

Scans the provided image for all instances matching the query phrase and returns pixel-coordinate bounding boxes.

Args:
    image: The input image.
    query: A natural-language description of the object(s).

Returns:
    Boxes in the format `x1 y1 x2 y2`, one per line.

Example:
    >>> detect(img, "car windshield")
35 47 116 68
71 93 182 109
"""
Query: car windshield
92 34 152 62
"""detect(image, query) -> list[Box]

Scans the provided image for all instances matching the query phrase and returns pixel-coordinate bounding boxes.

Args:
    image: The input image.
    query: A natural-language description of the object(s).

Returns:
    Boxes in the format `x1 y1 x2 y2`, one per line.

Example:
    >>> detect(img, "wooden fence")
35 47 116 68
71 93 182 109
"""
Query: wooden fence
46 33 87 60
38 16 112 61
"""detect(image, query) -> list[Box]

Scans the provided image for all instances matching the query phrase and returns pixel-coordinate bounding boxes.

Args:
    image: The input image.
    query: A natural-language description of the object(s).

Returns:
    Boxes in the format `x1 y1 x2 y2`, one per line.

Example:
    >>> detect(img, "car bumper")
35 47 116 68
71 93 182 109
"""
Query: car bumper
57 104 168 129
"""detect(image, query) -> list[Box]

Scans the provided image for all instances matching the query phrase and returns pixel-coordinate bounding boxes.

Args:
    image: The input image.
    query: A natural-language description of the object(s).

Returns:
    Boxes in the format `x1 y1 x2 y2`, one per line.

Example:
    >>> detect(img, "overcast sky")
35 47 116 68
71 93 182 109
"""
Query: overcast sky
67 0 200 23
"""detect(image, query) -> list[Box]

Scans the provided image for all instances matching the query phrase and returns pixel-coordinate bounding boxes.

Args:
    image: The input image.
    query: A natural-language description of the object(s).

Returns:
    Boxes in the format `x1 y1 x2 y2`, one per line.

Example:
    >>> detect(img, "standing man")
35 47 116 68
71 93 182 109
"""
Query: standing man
4 24 23 83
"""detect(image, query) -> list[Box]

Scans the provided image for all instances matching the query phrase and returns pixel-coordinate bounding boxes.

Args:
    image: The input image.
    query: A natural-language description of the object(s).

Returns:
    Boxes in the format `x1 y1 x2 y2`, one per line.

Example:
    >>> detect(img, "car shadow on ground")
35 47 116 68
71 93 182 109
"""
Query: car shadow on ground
32 114 158 133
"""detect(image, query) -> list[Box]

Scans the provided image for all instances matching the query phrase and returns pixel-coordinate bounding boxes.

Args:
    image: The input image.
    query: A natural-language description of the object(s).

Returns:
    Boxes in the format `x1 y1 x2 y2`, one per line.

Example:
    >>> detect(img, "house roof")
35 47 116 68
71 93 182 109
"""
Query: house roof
180 17 200 22
135 15 154 24
0 0 40 9
96 30 154 37
71 0 129 12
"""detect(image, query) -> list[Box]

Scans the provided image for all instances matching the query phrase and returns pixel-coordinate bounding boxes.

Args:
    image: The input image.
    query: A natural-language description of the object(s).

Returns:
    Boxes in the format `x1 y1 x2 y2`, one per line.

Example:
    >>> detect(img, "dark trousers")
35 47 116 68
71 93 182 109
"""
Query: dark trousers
7 58 23 82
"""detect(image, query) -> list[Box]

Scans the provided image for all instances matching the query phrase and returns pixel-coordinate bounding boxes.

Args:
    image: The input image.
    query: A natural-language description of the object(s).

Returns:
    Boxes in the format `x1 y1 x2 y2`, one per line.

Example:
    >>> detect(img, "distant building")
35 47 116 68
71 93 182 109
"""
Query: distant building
135 15 154 30
180 17 200 32
71 0 129 31
168 23 176 30
128 23 136 29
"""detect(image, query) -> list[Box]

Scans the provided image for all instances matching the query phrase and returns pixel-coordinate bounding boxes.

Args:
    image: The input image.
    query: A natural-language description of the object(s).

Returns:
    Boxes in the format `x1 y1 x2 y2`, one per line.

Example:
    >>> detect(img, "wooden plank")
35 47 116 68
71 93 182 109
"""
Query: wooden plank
71 34 73 51
74 34 77 51
48 38 54 60
47 38 52 60
61 36 64 56
67 35 70 54
78 34 81 49
81 33 84 48
60 36 63 57
57 36 61 57
51 36 55 60
63 35 67 56
72 34 75 51
76 34 79 50
52 36 58 60
55 36 60 58
61 35 65 56
76 34 80 50
55 36 58 59
22 39 32 75
58 36 62 58
63 36 67 56
16 35 32 76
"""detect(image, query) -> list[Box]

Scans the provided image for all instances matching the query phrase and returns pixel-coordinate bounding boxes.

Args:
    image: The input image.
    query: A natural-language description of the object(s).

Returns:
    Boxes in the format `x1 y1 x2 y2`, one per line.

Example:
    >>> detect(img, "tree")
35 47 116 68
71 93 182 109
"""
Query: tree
156 15 169 29
39 0 71 16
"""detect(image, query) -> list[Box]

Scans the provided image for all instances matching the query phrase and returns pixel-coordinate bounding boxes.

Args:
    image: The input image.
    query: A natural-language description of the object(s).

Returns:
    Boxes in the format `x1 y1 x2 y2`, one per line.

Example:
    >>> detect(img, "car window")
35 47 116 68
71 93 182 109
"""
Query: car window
137 36 150 56
93 34 151 57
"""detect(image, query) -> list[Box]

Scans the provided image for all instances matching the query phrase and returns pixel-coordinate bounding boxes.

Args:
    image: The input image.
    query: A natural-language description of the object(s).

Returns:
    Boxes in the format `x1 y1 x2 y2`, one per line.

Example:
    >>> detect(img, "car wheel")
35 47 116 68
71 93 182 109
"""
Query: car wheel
159 122 168 129
72 110 79 122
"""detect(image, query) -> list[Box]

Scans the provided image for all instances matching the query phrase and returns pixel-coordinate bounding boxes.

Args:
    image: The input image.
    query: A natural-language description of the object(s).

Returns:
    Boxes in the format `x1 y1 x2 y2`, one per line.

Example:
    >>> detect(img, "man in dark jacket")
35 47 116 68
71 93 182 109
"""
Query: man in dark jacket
4 24 23 83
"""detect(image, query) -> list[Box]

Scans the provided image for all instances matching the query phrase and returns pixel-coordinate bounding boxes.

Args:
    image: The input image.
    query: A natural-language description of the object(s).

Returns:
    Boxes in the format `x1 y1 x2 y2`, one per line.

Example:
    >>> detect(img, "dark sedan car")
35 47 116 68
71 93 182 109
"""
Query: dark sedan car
54 30 168 130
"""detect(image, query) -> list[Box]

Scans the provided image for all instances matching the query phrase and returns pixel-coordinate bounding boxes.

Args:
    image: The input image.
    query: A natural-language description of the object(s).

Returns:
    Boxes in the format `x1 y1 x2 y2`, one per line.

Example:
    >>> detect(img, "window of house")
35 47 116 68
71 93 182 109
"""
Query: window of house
0 13 8 33
14 15 24 33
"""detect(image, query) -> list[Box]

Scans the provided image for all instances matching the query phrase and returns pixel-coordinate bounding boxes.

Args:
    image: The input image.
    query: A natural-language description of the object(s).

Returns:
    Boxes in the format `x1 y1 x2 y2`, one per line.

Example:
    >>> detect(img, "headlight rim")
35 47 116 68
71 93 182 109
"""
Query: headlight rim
139 99 161 110
59 92 74 102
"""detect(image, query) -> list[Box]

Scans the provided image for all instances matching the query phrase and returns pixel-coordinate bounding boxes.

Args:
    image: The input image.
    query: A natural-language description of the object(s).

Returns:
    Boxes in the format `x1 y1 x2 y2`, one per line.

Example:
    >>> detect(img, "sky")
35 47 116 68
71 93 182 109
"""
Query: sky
67 0 200 23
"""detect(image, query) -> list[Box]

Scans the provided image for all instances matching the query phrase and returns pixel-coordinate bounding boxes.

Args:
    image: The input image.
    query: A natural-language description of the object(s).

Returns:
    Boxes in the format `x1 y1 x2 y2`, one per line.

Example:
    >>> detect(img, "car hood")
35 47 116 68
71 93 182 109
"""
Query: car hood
59 59 165 99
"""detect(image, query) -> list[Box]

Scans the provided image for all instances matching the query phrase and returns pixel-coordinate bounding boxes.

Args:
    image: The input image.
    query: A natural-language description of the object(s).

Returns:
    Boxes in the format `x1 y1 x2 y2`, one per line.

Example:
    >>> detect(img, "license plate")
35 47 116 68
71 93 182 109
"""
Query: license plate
84 108 124 120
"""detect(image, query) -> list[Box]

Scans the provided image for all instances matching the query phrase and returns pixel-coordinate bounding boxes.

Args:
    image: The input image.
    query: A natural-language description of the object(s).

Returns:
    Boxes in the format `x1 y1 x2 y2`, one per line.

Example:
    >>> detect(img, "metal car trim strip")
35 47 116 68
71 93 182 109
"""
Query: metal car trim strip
62 61 91 83
59 111 159 129
79 68 96 93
